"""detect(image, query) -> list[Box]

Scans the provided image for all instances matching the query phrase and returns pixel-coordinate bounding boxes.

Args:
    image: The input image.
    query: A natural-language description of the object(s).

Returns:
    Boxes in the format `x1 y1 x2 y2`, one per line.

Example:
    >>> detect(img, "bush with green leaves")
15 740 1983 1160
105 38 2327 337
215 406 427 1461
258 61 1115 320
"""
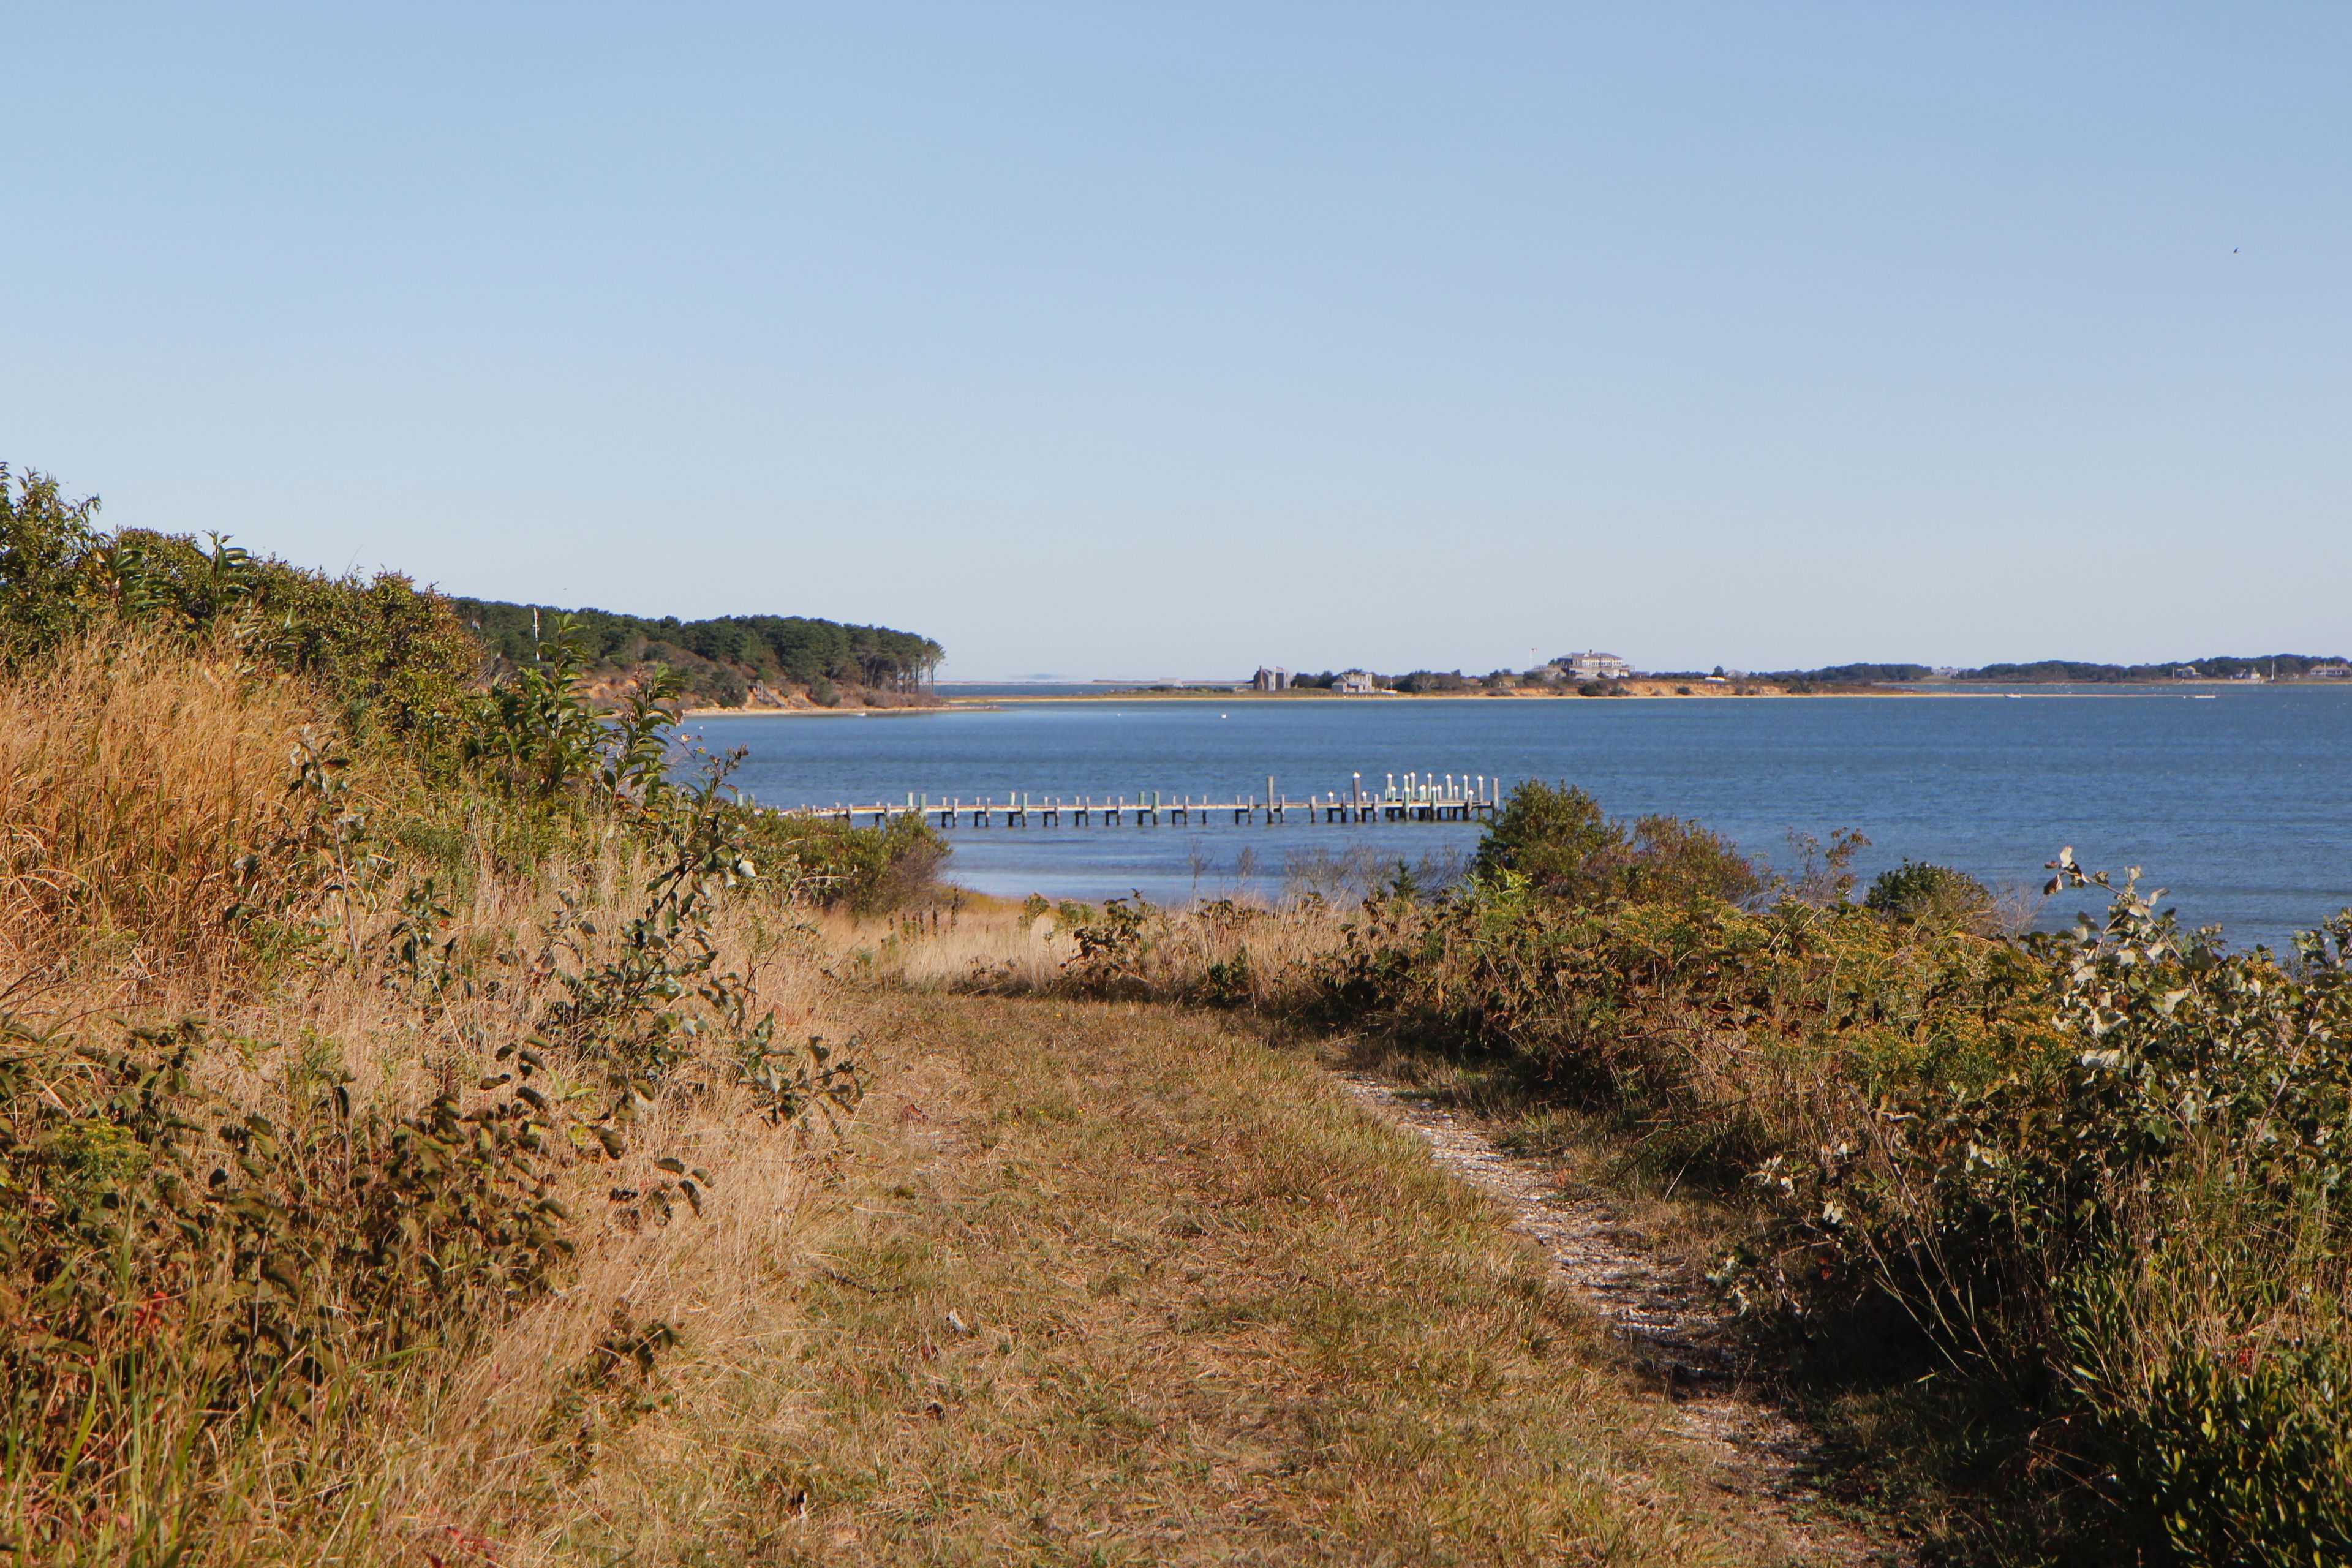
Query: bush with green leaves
1864 858 1995 929
1469 780 1761 907
1321 804 2352 1562
741 809 946 913
0 462 921 1556
2 466 481 776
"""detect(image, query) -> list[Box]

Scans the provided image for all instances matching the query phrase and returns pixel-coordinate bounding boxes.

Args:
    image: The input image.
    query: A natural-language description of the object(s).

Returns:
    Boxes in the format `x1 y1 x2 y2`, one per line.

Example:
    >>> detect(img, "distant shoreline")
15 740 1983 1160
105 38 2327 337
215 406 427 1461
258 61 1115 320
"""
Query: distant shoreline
680 678 2332 718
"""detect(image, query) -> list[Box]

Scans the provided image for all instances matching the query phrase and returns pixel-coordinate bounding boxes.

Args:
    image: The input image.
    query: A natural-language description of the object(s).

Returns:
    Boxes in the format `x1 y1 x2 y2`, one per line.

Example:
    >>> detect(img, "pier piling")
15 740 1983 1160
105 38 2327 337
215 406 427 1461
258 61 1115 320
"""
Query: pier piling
779 771 1505 832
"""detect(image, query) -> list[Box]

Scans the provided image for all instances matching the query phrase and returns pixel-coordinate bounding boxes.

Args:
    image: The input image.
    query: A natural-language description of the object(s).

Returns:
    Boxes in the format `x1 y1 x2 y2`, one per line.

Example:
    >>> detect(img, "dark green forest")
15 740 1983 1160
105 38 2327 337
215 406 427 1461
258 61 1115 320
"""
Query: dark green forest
450 597 944 708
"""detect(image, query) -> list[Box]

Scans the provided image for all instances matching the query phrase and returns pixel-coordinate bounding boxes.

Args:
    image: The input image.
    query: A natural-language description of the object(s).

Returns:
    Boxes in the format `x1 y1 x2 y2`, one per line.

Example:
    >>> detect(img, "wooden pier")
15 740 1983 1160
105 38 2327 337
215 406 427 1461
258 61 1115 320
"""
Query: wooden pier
778 772 1503 829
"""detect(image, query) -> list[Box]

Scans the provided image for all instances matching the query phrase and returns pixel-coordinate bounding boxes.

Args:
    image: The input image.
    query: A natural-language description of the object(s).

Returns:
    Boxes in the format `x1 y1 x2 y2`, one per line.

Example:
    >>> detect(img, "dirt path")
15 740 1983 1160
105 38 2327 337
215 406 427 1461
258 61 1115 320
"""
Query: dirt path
1336 1074 1898 1567
718 993 1888 1566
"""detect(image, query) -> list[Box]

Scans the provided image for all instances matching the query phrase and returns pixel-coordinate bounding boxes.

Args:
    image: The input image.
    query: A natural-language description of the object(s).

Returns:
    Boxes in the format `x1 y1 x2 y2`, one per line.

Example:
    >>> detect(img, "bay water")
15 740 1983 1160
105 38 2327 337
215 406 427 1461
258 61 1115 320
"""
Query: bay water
688 687 2352 949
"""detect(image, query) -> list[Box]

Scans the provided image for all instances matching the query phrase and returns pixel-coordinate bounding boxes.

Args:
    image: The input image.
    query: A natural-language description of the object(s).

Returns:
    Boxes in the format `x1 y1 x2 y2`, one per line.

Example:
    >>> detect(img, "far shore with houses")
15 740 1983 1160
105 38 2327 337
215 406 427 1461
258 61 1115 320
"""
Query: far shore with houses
916 654 2352 708
1084 652 2352 702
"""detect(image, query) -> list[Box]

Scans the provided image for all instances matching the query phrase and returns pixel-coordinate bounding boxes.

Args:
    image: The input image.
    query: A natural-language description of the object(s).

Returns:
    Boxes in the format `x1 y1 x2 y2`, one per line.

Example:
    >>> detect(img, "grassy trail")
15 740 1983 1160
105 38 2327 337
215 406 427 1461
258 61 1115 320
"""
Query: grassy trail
658 992 1859 1566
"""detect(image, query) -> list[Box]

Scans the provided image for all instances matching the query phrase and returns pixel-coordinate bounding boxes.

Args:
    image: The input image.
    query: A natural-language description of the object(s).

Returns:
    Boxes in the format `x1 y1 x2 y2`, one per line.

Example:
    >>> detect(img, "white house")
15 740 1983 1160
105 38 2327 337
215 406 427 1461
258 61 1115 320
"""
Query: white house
1565 650 1634 682
1338 669 1377 693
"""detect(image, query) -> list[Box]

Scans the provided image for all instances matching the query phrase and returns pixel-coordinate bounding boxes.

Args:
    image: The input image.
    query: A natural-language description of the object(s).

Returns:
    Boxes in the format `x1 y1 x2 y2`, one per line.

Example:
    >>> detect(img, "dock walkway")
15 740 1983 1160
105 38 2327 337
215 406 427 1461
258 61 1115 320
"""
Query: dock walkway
777 771 1502 829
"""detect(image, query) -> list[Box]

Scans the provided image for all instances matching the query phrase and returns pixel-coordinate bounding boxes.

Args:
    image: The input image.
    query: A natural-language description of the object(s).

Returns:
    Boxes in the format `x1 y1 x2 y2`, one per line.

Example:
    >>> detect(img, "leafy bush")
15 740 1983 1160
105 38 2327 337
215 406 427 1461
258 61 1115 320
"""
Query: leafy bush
1318 808 2352 1561
0 462 921 1556
1063 894 1153 996
1469 781 1760 907
1 468 479 771
1864 858 1995 929
743 810 946 913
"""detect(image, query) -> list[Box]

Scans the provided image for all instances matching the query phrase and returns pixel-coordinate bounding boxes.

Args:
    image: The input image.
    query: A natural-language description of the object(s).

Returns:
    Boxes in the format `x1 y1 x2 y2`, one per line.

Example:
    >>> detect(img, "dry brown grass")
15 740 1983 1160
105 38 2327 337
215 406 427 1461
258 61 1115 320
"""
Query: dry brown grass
2 848 851 1562
818 892 1353 1008
532 990 1816 1566
0 630 868 1563
0 626 362 1000
116 912 1819 1564
0 631 1864 1564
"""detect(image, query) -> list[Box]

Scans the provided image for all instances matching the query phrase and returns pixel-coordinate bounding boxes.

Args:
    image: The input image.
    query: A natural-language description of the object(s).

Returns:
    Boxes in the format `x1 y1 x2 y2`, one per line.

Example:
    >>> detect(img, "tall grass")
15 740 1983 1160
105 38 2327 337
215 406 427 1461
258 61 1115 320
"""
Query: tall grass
870 796 2352 1564
0 621 883 1564
0 628 364 995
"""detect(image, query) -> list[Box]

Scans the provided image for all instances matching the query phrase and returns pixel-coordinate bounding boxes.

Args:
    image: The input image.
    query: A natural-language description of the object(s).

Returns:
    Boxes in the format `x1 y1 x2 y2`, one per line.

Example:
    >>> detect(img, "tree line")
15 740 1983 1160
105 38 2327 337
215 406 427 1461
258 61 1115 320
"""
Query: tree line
1770 654 2349 683
449 598 944 708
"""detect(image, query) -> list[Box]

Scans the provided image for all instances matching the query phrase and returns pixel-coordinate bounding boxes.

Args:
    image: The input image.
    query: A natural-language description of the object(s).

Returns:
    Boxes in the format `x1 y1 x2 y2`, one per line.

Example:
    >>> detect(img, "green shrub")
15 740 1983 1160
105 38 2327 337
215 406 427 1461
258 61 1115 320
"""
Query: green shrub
1864 859 1995 929
744 810 946 913
1469 782 1759 907
0 465 104 661
0 462 919 1555
2071 1250 2352 1567
1318 811 2352 1560
2116 1341 2352 1564
0 467 479 775
1469 782 1622 895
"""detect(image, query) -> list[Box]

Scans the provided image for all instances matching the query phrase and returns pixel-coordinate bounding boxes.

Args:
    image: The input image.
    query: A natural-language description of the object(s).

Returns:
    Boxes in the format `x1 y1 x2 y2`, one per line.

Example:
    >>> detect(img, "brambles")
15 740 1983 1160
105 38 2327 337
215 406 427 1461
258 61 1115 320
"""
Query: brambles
1310 793 2352 1561
743 809 946 914
0 1013 630 1549
0 463 918 1559
544 1306 686 1483
1063 894 1153 995
736 1030 865 1128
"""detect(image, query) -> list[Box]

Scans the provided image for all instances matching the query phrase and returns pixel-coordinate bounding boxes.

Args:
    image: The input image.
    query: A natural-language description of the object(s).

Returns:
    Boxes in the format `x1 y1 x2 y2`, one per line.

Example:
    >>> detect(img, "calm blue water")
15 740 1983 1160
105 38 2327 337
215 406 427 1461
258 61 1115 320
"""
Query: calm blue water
685 689 2352 948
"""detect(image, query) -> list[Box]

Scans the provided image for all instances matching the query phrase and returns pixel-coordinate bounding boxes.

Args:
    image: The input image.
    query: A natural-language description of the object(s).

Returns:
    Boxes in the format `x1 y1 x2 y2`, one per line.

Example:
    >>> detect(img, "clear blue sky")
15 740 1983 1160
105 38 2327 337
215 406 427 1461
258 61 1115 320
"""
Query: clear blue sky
7 4 2346 678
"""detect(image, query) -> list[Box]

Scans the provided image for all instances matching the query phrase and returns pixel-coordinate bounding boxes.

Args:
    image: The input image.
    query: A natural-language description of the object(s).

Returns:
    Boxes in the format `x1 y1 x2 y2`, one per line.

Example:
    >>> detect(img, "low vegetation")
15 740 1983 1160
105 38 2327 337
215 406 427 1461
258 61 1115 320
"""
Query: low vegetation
0 466 941 1562
1317 858 2352 1562
13 458 2348 1562
732 990 1823 1564
904 785 2351 1563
